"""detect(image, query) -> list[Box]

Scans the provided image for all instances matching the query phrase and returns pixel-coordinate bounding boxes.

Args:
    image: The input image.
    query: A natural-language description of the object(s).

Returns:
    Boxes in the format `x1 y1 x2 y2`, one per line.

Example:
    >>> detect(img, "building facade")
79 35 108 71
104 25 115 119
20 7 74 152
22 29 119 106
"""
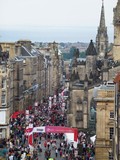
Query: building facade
0 49 13 138
113 73 120 160
68 40 99 132
113 0 120 61
0 40 62 138
94 83 114 160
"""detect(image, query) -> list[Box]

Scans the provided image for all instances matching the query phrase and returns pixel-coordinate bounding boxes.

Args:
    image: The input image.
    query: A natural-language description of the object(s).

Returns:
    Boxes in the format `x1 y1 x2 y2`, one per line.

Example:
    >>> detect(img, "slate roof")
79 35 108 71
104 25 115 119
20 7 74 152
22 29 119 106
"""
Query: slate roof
86 40 97 56
21 46 34 57
31 47 40 56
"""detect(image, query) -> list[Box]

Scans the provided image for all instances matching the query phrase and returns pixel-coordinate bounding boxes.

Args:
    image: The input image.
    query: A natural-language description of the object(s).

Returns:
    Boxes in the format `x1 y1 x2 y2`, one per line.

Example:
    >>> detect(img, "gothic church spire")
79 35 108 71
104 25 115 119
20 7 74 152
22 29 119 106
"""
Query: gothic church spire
99 0 105 28
96 0 108 59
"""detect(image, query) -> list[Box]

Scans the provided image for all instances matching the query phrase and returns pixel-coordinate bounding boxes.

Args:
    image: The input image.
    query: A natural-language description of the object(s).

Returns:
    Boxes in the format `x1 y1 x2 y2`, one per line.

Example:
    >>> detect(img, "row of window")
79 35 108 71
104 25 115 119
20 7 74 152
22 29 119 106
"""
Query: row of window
1 91 6 104
2 79 6 88
76 110 114 119
109 152 113 160
110 127 114 140
1 79 6 105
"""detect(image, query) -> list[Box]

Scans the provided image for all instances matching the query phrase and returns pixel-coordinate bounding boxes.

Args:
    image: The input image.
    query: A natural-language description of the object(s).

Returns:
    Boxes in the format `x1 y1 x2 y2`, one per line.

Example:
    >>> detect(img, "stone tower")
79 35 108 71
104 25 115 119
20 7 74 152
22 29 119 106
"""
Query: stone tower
96 0 108 59
102 58 109 81
113 0 120 61
86 40 97 78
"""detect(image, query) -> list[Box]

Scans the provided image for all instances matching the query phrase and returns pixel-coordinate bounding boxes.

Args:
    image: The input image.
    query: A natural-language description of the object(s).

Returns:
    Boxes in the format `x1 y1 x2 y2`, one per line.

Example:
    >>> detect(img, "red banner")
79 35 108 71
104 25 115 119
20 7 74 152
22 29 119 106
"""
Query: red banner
46 126 73 133
45 126 78 141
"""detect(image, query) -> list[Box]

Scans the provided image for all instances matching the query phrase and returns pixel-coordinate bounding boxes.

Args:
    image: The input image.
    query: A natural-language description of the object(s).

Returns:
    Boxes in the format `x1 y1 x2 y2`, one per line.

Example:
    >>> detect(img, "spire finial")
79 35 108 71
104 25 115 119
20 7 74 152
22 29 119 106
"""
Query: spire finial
99 0 105 28
102 0 104 6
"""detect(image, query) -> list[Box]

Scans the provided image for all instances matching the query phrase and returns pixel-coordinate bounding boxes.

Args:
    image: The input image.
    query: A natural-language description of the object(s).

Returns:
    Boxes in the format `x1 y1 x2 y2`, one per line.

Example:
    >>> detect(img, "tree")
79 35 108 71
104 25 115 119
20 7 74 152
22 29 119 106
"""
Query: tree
69 46 76 58
80 51 86 58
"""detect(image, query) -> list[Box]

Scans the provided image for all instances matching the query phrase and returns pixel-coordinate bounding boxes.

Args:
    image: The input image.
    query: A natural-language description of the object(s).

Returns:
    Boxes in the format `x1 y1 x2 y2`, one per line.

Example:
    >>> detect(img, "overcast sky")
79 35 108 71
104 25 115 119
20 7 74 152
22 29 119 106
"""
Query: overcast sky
0 0 118 42
0 0 117 29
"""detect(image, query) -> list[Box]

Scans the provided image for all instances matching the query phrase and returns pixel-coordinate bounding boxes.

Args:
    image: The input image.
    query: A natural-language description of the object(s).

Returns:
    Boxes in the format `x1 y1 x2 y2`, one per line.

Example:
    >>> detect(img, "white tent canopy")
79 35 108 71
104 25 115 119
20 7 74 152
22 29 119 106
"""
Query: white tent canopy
90 135 96 144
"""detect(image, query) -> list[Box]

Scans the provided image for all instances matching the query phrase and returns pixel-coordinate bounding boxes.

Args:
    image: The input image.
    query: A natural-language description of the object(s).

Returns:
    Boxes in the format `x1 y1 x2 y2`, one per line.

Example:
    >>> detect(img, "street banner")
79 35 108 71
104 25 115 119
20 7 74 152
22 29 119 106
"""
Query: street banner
45 126 75 133
26 126 78 147
33 127 45 133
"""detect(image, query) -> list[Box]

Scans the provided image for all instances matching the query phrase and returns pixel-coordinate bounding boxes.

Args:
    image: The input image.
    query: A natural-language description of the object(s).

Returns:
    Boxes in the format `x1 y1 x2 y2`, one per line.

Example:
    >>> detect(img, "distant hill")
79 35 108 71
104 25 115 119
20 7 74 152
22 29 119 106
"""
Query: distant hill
59 42 88 53
59 42 88 60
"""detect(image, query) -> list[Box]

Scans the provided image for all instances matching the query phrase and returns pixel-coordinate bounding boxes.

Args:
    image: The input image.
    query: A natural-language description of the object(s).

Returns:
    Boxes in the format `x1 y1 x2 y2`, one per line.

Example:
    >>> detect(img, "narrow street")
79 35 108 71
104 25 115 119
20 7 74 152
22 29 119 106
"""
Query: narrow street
0 92 95 160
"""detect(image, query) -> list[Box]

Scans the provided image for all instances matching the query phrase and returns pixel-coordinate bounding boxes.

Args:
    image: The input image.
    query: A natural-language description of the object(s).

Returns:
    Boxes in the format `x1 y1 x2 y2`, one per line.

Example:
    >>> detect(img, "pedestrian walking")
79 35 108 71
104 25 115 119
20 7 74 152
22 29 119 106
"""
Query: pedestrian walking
60 149 62 157
44 141 47 148
55 148 58 157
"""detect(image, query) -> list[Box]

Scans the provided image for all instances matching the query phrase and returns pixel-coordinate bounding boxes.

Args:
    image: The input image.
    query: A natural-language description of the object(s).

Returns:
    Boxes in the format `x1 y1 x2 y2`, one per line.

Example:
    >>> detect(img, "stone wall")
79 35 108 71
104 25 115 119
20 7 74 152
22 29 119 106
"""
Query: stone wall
109 65 120 80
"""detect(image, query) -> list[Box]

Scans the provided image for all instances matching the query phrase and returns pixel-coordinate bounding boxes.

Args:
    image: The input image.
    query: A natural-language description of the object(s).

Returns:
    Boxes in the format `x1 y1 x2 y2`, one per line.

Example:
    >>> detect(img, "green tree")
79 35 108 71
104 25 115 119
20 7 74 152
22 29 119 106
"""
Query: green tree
80 51 86 58
70 46 80 58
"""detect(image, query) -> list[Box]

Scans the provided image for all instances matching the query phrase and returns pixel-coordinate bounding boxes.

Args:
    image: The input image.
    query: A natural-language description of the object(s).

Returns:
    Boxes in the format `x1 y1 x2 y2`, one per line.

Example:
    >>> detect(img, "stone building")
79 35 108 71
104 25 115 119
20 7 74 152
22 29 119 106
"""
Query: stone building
94 0 120 159
48 42 60 95
15 40 40 107
0 42 16 58
67 0 119 142
68 84 87 130
66 4 120 160
0 39 62 139
113 0 120 61
38 47 52 97
31 47 45 102
39 42 62 97
64 60 71 81
113 73 120 160
85 40 97 78
13 59 24 111
68 40 99 132
94 83 114 160
0 40 49 138
0 49 14 138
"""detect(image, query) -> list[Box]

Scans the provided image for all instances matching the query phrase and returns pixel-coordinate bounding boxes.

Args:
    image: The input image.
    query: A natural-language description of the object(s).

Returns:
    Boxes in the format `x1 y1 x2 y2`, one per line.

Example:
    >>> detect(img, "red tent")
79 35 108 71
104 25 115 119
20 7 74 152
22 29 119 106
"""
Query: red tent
11 111 24 119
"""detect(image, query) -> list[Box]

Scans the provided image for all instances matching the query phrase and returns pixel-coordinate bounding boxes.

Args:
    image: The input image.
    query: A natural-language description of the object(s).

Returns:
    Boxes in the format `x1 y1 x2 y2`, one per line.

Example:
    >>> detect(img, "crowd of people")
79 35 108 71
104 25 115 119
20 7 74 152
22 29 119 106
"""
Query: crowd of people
0 95 95 160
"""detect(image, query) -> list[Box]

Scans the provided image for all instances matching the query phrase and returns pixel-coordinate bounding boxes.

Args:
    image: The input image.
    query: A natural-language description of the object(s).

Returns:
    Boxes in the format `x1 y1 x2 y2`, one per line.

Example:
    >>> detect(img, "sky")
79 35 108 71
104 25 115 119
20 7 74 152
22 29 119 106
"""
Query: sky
0 0 118 42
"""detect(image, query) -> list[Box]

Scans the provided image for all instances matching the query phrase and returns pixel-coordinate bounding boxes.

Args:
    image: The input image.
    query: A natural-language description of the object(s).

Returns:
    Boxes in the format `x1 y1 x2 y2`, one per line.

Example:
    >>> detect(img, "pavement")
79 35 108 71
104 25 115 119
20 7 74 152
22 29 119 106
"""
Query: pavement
37 137 65 160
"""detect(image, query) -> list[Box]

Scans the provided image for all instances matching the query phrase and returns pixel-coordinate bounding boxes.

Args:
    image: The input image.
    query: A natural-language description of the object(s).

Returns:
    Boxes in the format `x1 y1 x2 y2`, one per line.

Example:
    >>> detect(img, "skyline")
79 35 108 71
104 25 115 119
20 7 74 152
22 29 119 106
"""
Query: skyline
0 0 118 42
